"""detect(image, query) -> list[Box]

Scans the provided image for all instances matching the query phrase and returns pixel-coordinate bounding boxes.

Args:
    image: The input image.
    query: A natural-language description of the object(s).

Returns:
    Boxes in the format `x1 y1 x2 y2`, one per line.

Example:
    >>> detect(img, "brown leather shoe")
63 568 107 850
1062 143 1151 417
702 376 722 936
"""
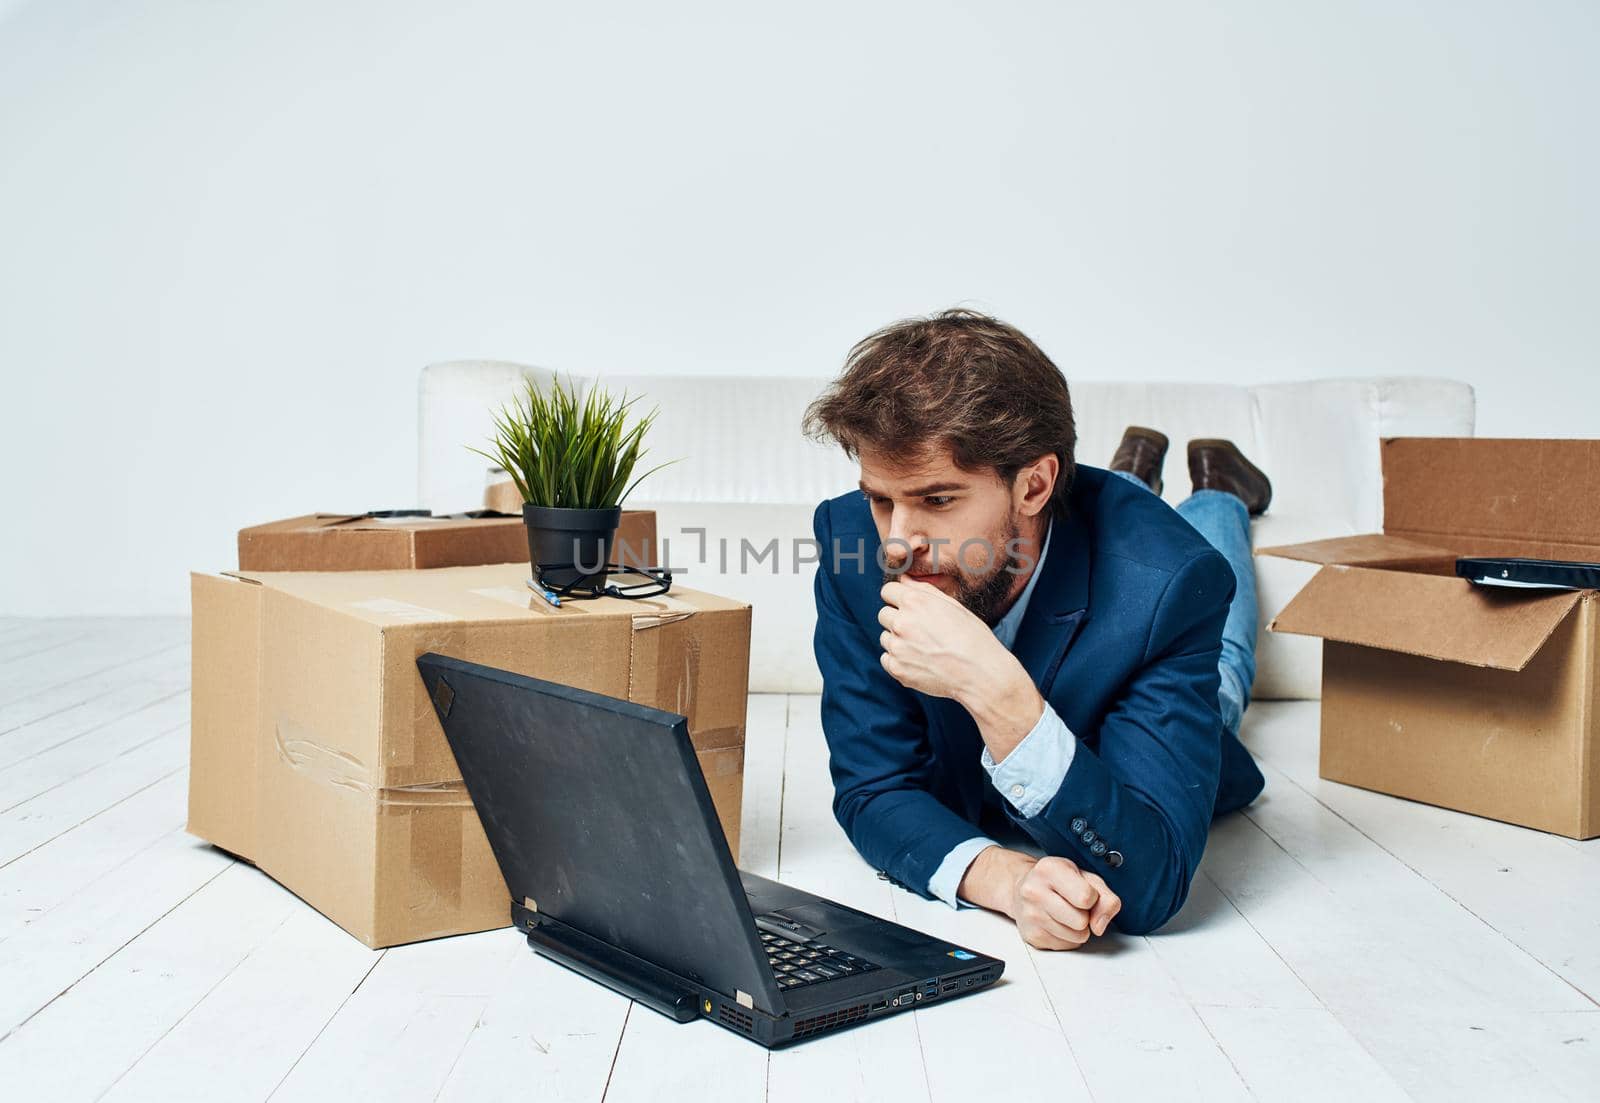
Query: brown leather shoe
1188 439 1272 515
1109 426 1169 495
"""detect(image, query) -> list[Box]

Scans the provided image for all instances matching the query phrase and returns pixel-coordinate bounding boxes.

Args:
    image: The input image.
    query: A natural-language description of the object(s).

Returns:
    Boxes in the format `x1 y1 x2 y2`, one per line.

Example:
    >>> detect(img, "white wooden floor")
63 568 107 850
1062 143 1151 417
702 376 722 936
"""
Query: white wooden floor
1 618 1598 1102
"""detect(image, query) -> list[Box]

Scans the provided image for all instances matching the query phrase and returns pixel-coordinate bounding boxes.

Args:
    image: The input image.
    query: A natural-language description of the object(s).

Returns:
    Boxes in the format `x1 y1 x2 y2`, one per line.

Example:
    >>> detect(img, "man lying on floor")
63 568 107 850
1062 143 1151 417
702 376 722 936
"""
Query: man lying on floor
802 309 1269 947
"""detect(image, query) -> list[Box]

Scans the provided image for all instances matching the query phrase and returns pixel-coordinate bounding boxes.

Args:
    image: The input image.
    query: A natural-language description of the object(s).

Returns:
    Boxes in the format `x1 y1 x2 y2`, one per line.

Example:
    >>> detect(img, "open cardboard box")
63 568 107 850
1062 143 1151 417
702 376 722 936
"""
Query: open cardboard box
189 562 750 948
239 510 658 572
1261 438 1600 838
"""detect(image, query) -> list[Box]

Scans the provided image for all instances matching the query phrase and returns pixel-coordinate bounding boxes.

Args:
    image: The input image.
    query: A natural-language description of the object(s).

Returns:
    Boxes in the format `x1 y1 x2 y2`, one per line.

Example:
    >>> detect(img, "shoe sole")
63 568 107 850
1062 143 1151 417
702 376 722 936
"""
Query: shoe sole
1125 425 1169 450
1115 427 1168 495
1187 439 1272 514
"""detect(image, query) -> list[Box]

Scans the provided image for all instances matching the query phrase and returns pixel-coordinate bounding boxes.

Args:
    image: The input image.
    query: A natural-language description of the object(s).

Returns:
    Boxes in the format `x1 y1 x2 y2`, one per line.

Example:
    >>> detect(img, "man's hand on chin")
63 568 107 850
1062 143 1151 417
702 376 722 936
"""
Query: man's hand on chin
877 578 1045 760
959 847 1121 951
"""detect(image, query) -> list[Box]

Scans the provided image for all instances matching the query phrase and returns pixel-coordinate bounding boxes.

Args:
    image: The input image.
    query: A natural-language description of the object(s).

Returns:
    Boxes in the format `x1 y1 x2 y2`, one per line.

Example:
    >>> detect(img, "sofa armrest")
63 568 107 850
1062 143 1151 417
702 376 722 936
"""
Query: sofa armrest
1372 377 1477 438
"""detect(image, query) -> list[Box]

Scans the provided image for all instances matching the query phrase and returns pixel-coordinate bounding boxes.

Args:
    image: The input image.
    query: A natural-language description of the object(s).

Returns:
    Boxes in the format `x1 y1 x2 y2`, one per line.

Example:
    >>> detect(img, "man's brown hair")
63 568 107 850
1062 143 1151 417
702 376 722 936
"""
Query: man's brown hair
803 308 1077 515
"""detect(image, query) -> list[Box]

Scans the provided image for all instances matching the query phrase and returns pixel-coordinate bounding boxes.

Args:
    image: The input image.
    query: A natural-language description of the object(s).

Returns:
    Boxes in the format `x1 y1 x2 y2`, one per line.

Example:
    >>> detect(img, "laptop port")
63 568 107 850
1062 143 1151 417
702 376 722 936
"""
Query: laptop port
870 1000 888 1012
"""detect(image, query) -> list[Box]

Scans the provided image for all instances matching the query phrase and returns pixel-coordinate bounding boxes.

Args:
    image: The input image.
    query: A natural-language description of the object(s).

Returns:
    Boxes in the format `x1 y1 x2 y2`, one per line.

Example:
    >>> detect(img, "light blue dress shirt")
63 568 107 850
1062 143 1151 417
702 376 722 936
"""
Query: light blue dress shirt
925 518 1077 907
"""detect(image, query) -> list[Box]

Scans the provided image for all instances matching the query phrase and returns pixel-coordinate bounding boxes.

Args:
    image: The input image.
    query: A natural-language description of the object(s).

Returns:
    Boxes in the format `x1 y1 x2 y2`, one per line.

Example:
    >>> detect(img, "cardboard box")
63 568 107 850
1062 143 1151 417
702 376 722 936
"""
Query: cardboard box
188 562 750 947
238 510 658 572
1262 438 1600 839
484 479 524 516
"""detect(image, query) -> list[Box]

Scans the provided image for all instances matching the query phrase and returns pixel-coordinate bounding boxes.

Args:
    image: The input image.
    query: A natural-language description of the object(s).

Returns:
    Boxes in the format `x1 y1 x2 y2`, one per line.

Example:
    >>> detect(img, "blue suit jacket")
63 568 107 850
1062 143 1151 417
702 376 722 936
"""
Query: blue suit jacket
811 465 1266 934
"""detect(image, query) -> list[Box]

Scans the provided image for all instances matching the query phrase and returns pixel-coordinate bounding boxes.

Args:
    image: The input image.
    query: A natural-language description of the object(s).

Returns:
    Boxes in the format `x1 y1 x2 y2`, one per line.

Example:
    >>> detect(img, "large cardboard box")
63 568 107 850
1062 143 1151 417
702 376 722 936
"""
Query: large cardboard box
484 480 525 516
188 562 749 947
238 510 658 572
1262 438 1600 839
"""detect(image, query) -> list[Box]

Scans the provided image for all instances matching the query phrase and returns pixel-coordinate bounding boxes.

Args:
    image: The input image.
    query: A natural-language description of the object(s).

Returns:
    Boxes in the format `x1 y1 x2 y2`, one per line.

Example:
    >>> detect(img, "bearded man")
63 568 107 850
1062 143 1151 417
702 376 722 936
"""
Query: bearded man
803 309 1269 947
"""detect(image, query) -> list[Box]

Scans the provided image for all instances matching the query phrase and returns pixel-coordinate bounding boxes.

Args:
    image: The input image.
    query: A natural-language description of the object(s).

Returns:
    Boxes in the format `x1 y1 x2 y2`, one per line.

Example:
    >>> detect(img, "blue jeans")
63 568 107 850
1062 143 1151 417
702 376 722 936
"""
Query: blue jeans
1111 470 1257 734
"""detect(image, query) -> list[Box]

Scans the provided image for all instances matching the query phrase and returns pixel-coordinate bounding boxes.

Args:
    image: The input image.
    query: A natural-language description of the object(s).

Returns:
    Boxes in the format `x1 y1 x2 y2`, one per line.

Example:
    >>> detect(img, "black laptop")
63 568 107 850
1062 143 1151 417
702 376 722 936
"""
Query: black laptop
416 653 1003 1048
1456 556 1600 591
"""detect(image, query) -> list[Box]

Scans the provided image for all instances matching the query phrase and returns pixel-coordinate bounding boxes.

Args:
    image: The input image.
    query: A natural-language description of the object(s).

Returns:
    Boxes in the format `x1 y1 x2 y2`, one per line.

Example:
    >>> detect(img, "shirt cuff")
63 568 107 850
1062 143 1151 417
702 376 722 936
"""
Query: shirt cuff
980 702 1077 818
927 836 998 909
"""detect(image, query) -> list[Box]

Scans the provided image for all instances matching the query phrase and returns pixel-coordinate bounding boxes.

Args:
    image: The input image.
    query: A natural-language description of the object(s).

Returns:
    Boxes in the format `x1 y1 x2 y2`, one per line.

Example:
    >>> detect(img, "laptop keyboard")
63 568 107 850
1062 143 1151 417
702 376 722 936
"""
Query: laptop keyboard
759 929 882 990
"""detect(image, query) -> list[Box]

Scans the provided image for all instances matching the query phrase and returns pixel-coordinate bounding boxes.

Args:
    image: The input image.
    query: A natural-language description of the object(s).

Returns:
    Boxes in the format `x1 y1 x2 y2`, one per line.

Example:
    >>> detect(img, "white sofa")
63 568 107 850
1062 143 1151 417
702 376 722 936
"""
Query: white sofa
418 364 1475 699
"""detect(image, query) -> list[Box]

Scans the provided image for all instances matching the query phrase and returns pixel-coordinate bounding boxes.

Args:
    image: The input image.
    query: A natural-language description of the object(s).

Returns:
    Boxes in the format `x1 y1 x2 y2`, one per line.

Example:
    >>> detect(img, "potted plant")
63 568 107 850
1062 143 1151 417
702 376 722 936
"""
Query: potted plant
472 376 669 593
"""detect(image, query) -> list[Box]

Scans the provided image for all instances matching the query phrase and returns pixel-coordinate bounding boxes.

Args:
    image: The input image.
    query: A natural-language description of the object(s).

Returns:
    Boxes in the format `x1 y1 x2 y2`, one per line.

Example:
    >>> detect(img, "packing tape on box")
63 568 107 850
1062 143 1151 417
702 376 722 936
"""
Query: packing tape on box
627 613 702 723
274 721 372 793
626 594 697 629
274 719 472 807
696 744 745 775
691 725 744 753
396 795 466 919
347 598 454 623
623 602 749 754
378 780 474 808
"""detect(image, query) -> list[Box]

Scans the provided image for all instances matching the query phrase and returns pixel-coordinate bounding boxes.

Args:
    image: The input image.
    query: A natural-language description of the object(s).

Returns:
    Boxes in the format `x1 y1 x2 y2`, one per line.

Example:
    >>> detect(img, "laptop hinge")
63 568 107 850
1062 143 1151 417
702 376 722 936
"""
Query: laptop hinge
525 916 703 1023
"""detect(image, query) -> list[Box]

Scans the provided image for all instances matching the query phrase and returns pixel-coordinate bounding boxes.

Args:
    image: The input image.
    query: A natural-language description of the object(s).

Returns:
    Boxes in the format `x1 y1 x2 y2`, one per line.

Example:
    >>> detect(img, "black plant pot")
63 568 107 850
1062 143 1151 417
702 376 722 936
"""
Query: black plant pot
523 504 622 594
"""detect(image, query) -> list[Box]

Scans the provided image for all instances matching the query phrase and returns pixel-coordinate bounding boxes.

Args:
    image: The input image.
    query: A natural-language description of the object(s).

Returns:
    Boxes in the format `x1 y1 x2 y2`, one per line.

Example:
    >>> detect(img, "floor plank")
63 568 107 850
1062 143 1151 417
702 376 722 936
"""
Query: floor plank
606 996 768 1102
1030 931 1254 1101
0 618 145 654
0 864 302 1099
893 891 1093 1103
0 726 188 867
1148 871 1322 1012
430 941 633 1102
1245 701 1600 1006
0 658 188 765
0 688 189 809
0 642 189 737
0 618 186 706
99 906 381 1102
267 933 520 1103
0 623 96 665
1196 1006 1410 1102
0 771 192 941
0 829 231 1034
1208 720 1598 1100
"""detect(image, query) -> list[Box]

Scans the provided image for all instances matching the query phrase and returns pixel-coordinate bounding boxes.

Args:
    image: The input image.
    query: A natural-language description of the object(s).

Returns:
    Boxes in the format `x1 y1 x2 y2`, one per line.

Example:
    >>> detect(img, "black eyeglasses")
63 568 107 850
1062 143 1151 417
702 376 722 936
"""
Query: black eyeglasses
528 564 674 606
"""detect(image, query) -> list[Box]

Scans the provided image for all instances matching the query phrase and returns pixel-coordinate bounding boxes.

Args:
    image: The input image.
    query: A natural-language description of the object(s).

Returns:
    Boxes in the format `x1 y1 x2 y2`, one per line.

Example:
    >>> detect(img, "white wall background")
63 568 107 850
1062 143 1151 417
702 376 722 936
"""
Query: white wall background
2 0 1596 616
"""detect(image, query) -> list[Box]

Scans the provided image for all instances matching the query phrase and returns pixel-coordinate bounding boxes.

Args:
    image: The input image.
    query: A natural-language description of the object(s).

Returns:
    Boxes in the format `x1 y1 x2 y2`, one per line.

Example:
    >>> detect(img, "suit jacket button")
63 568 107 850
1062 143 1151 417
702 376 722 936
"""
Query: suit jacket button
1106 850 1124 868
1090 840 1108 857
1081 829 1097 846
1070 817 1088 835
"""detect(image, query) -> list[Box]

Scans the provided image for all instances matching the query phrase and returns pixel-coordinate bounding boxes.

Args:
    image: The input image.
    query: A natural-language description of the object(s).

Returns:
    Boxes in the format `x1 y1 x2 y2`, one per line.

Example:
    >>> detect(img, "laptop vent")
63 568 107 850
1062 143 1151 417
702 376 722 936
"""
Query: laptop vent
793 1002 870 1039
717 1003 755 1035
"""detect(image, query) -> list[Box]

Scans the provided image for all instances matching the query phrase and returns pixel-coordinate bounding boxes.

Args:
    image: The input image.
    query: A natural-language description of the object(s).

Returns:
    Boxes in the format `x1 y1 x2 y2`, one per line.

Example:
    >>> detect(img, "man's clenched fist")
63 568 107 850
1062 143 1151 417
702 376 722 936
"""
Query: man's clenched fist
961 847 1121 950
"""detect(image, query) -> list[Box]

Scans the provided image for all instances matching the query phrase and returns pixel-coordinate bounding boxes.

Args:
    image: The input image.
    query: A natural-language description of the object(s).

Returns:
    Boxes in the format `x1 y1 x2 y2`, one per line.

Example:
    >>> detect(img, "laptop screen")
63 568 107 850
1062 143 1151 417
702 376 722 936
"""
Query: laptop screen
416 653 782 1011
